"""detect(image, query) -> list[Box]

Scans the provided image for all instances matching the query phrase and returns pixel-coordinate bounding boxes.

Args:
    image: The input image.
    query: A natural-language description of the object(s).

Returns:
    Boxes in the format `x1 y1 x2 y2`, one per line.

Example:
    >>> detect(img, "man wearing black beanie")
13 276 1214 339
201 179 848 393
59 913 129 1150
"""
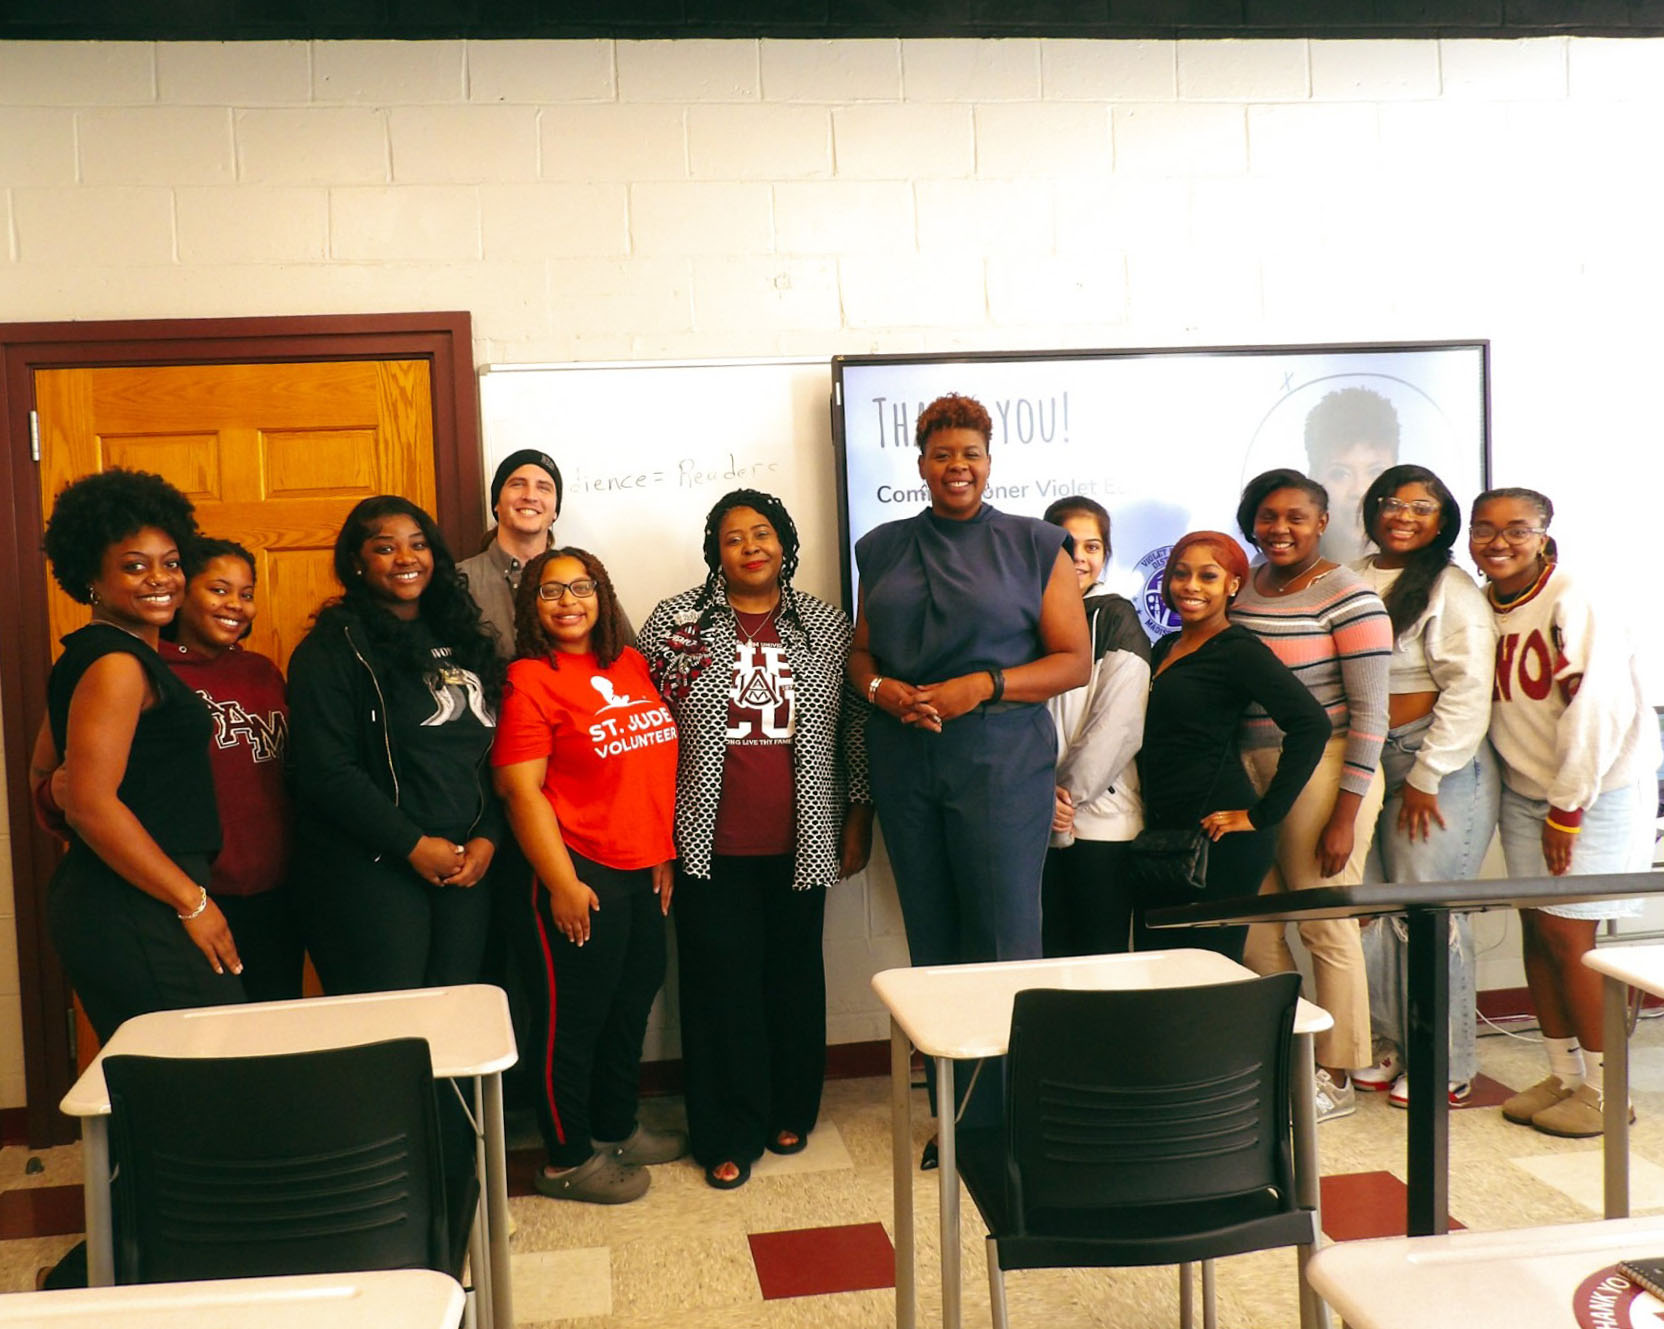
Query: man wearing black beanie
459 448 563 659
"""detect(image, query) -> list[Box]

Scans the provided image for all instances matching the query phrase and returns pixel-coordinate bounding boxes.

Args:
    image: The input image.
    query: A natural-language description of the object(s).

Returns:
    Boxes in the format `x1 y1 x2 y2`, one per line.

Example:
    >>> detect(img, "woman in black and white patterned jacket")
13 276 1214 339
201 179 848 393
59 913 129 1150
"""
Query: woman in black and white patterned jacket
638 488 873 1190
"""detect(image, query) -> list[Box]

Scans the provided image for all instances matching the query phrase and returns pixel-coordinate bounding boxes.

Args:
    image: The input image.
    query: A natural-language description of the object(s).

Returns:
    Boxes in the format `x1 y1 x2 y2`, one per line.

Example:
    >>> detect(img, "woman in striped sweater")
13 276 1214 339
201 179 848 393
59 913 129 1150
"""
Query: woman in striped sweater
1230 467 1393 1123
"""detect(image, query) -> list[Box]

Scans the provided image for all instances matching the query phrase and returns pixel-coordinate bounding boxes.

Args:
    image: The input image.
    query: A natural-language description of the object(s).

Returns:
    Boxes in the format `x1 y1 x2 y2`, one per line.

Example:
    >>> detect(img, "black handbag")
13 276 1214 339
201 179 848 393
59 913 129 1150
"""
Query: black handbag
1125 825 1211 896
1127 739 1235 899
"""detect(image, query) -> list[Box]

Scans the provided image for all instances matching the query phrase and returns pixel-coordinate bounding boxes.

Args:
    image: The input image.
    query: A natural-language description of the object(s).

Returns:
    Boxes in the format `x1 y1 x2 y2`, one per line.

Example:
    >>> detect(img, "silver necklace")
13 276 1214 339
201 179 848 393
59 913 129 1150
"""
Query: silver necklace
730 603 777 643
1262 552 1324 595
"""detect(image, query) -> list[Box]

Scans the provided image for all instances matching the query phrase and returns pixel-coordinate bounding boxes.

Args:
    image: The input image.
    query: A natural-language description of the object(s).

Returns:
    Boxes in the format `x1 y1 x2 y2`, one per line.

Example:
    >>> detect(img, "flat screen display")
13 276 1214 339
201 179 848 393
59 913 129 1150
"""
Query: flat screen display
833 341 1489 641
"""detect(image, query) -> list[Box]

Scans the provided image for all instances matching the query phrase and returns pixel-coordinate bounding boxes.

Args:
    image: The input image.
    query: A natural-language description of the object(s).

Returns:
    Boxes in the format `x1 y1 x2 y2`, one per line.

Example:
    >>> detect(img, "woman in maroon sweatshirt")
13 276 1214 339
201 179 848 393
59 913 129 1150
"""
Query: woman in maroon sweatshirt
155 538 299 1001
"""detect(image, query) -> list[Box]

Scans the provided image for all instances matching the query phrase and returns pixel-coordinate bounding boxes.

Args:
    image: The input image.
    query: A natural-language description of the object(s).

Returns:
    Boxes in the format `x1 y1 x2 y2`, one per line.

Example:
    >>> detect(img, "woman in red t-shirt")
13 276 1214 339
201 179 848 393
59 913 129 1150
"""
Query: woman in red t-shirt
492 547 685 1205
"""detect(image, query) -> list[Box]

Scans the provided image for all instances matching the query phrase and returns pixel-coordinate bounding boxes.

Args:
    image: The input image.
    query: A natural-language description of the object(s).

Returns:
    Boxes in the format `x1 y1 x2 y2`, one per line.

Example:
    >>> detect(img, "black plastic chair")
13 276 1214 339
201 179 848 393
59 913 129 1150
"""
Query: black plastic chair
956 973 1313 1329
103 1037 478 1287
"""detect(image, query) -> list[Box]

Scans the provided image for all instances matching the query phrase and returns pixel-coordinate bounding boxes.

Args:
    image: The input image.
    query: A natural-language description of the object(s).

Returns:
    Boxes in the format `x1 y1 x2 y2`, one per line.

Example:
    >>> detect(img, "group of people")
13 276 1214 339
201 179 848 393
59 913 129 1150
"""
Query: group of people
848 392 1656 1145
35 450 870 1204
30 389 1658 1240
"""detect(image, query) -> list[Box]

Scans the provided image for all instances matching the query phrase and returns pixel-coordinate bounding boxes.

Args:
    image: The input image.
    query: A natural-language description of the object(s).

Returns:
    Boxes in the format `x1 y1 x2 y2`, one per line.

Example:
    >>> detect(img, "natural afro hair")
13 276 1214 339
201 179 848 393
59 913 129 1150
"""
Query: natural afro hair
43 468 198 605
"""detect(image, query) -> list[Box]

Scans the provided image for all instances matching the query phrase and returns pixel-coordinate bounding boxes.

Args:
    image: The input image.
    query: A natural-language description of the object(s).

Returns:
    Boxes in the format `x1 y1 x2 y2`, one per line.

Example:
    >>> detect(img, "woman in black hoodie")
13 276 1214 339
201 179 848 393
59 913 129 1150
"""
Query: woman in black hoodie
288 495 507 994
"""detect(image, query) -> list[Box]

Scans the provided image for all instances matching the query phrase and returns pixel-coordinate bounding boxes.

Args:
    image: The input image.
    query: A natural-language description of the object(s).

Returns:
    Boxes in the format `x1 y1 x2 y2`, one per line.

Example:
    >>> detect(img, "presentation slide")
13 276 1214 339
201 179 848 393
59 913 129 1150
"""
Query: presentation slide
834 342 1489 640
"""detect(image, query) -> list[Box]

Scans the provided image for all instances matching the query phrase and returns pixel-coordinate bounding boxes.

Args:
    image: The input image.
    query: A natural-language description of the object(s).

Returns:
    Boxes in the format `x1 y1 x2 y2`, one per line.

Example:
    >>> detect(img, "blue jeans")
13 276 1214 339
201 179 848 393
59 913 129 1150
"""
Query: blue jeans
1361 717 1500 1083
1498 779 1649 920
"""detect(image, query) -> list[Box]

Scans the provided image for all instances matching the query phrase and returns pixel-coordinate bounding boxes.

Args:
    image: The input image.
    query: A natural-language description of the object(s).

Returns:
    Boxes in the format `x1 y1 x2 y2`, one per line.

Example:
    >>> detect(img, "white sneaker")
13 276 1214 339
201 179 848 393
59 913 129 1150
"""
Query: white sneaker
1352 1038 1403 1093
1388 1074 1472 1109
1316 1068 1356 1123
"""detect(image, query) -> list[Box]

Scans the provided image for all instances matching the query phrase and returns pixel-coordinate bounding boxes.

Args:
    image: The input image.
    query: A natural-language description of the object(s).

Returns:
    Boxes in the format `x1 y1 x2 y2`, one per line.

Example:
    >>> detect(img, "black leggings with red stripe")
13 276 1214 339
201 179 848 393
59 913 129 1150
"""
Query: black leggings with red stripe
527 851 667 1168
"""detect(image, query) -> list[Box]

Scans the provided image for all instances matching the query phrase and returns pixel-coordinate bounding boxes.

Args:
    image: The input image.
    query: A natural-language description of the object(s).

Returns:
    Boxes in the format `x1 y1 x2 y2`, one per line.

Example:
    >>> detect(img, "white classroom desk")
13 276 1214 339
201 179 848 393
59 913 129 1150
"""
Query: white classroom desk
0 1269 465 1328
1305 1216 1664 1328
59 985 516 1329
872 949 1336 1329
1583 941 1664 1219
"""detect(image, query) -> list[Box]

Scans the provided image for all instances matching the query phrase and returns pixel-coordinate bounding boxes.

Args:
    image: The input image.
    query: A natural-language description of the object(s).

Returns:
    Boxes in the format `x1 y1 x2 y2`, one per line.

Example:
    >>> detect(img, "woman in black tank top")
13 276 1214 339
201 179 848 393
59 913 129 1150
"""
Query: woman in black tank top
37 469 245 1042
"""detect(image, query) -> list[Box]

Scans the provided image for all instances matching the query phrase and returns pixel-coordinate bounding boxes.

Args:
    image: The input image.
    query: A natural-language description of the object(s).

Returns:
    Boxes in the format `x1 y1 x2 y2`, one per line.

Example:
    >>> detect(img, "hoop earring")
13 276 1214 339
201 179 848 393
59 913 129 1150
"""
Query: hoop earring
88 587 100 606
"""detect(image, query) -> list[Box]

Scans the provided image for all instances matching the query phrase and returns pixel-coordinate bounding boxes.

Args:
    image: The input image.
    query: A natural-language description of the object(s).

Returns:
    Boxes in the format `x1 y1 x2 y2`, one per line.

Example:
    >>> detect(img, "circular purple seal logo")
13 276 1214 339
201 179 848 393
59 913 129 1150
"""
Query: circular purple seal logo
1134 544 1180 642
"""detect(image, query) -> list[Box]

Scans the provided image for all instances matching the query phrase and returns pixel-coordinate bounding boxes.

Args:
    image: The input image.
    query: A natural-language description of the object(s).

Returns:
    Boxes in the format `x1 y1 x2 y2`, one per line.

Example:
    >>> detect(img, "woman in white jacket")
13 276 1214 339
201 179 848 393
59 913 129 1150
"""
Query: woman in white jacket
1349 465 1498 1109
1040 497 1151 956
1472 486 1659 1139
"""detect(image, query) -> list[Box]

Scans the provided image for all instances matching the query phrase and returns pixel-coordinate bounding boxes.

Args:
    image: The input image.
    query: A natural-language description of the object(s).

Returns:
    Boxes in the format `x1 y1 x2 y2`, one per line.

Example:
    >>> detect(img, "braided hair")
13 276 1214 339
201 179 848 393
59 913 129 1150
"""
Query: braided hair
1472 486 1558 563
695 488 807 636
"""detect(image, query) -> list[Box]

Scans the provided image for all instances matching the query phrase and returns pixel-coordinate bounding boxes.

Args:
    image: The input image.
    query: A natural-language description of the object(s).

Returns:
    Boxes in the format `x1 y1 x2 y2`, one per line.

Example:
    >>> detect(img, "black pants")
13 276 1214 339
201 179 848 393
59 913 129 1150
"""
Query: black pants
302 852 493 996
527 853 666 1167
1129 823 1272 963
674 854 826 1168
1041 837 1135 958
213 887 305 1003
49 850 246 1043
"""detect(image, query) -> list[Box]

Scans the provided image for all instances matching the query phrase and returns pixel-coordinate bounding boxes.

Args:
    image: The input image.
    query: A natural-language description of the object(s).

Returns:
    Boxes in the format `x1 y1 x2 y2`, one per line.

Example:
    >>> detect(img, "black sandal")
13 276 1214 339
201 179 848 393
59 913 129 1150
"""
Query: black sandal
766 1129 809 1156
705 1158 751 1190
920 1138 938 1171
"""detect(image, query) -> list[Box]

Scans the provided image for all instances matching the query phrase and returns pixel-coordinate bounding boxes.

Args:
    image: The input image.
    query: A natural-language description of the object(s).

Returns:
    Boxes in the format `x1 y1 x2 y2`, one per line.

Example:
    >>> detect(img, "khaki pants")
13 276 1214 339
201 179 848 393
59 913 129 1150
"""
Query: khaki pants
1242 737 1385 1071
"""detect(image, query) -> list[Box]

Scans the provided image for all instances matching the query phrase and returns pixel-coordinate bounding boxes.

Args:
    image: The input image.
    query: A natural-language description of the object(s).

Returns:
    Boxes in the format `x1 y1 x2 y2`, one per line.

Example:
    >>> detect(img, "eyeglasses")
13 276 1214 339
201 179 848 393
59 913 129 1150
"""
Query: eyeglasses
1469 524 1546 546
1377 498 1441 517
536 578 597 600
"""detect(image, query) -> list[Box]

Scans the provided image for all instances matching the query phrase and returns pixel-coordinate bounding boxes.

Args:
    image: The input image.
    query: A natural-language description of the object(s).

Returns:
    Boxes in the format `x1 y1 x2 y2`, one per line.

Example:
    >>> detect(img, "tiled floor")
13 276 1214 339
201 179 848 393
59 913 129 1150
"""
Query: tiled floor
7 1016 1664 1326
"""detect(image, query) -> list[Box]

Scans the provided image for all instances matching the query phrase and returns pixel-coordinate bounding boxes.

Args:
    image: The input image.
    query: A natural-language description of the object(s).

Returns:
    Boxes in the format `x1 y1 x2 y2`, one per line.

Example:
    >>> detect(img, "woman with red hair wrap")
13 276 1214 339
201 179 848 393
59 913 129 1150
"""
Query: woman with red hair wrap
1131 532 1329 960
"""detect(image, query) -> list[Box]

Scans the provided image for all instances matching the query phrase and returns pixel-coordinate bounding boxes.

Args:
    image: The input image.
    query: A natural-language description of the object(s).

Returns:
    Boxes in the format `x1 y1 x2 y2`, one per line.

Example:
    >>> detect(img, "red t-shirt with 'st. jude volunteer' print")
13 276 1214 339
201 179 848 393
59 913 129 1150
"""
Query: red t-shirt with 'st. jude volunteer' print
713 608 795 856
491 647 678 872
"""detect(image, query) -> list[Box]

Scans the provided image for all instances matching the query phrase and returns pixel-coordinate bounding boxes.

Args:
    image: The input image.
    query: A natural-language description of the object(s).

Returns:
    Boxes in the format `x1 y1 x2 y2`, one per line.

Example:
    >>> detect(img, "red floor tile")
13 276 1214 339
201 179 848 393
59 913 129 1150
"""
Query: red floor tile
1320 1171 1465 1242
749 1222 895 1300
1461 1072 1513 1110
0 1184 84 1239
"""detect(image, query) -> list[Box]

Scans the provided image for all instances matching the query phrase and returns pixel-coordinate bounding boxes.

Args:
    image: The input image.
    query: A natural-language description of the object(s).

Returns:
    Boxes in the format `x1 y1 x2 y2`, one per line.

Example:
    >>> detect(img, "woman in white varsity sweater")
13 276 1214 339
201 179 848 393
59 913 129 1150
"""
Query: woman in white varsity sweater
1473 487 1659 1139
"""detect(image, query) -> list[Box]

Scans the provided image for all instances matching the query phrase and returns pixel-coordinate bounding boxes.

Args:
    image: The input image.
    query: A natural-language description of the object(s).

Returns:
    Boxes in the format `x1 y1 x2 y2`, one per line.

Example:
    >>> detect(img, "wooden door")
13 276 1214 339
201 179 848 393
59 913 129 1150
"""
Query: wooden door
35 359 437 673
33 358 439 1068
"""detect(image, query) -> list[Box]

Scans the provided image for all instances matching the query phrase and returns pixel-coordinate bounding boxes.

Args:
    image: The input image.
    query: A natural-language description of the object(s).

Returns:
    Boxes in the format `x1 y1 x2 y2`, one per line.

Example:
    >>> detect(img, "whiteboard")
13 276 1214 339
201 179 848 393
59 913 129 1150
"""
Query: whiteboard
478 359 841 625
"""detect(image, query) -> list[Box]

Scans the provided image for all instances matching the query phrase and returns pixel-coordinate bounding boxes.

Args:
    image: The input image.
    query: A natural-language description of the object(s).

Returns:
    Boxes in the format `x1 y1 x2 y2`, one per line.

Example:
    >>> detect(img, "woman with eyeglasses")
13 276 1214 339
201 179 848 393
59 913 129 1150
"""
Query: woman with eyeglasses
288 496 506 996
1347 467 1499 1110
1470 487 1659 1139
638 490 871 1191
493 549 685 1204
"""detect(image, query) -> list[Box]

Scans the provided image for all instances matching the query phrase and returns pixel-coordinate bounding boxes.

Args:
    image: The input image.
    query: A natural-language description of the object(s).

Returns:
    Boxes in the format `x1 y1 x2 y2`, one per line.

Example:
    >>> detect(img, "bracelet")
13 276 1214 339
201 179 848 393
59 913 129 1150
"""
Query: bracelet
1544 816 1583 836
986 667 1005 704
867 675 884 704
177 886 209 921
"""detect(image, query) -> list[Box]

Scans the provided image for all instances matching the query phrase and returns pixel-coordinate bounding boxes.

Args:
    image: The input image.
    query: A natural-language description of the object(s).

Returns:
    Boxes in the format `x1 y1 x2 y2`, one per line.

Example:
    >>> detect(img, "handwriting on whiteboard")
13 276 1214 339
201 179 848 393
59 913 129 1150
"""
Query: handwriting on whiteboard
569 453 783 496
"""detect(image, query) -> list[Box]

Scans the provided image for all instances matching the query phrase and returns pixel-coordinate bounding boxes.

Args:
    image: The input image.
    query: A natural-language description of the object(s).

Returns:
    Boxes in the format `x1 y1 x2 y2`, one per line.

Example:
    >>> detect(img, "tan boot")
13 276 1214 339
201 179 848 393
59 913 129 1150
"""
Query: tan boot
1501 1074 1572 1126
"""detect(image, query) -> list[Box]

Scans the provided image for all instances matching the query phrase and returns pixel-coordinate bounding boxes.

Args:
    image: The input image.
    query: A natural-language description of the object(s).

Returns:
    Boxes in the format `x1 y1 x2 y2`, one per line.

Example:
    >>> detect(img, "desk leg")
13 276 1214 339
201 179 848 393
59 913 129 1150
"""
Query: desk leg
891 1019 915 1329
483 1072 513 1329
1405 908 1451 1237
937 1056 959 1329
468 1078 493 1329
1604 976 1631 1219
83 1118 113 1285
1292 1033 1330 1329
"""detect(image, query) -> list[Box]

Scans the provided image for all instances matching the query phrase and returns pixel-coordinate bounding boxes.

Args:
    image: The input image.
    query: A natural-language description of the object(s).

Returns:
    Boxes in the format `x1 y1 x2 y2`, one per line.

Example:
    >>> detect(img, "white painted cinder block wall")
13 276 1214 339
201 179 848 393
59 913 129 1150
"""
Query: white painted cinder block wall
4 34 1664 1105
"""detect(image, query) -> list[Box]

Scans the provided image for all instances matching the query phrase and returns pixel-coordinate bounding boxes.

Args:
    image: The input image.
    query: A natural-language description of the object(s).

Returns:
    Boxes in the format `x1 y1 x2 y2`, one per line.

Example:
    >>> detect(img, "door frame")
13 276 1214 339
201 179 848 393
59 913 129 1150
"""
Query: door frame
0 312 482 1145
